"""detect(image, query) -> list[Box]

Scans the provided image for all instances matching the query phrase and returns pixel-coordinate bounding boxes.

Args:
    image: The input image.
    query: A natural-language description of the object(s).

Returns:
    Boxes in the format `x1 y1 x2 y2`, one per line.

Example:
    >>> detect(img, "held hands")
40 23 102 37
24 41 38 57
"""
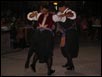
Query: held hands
58 11 73 18
58 14 65 17
29 11 38 18
65 11 73 17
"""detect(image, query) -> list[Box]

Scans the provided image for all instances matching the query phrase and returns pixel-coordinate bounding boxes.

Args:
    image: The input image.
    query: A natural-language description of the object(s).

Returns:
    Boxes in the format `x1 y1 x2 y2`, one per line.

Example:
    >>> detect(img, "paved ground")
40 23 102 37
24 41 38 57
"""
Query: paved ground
1 38 101 76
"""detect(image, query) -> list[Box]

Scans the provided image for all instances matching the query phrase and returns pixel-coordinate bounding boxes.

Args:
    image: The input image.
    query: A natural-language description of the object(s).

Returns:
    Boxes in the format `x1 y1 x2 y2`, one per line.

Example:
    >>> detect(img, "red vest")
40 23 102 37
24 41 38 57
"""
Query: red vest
37 14 54 29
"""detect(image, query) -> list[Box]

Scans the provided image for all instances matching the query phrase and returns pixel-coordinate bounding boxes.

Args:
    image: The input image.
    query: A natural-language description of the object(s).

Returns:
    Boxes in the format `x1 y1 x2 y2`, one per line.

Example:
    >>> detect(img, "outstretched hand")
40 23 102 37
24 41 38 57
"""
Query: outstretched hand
29 11 38 18
58 11 73 18
58 14 65 17
65 11 73 17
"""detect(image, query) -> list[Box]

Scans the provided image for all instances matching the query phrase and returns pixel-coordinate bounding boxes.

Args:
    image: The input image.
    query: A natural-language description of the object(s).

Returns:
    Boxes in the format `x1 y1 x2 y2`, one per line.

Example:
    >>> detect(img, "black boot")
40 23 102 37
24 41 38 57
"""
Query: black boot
30 54 38 72
66 63 75 70
25 60 30 69
62 63 68 67
30 64 36 72
67 65 75 70
46 57 55 75
48 69 55 75
25 62 29 68
66 54 75 70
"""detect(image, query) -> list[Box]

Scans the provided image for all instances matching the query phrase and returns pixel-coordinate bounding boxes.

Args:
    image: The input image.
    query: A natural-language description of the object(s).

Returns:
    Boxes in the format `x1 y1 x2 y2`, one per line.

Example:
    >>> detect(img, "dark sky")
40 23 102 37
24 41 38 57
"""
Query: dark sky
1 1 101 17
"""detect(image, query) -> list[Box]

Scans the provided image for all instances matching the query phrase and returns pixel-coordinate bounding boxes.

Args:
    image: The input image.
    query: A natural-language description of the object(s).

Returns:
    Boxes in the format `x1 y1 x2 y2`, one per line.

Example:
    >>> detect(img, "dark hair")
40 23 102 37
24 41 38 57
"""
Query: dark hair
57 2 67 8
42 4 50 10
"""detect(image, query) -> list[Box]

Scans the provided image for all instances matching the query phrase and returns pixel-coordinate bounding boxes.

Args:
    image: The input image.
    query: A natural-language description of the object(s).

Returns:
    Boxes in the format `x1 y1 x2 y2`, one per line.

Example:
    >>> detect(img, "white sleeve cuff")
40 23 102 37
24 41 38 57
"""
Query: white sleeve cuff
67 11 76 20
27 12 42 21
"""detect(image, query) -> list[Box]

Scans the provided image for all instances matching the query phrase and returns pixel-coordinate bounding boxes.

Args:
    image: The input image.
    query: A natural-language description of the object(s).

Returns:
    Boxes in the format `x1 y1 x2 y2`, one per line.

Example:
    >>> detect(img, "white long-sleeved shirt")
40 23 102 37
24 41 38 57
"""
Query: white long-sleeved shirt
52 8 76 22
27 8 76 23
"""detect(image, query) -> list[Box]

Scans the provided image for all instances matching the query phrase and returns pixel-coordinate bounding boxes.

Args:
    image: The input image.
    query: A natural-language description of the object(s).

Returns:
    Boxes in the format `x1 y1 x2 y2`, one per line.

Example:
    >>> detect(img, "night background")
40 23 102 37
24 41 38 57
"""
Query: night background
1 1 101 76
1 1 101 17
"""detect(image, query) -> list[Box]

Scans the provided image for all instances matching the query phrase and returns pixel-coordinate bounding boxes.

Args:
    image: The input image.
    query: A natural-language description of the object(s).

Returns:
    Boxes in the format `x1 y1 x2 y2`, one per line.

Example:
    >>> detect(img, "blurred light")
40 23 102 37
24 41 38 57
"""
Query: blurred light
53 2 58 5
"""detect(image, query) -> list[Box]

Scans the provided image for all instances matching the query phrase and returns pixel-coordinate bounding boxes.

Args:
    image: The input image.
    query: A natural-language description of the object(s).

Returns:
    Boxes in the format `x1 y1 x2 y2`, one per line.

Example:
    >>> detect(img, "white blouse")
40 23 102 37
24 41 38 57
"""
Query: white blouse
27 8 76 23
52 8 76 22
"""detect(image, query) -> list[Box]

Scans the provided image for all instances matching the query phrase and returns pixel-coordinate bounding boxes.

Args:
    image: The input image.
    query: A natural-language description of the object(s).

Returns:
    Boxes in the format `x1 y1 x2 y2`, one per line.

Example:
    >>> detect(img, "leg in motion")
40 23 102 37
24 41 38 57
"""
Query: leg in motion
46 57 55 75
67 54 75 70
25 47 35 68
30 53 39 72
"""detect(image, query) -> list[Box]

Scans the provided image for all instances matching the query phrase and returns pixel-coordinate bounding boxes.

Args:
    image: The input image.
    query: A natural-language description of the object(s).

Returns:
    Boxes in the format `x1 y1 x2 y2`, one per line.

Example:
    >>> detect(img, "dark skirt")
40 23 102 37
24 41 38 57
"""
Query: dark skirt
30 29 54 62
61 29 79 58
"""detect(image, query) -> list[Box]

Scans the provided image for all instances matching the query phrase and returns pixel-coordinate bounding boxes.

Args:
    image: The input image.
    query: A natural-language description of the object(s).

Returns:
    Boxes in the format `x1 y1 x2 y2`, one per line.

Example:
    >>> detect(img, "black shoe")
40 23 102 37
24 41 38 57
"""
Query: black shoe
30 64 36 72
48 69 55 75
62 63 68 67
25 63 29 69
67 66 74 70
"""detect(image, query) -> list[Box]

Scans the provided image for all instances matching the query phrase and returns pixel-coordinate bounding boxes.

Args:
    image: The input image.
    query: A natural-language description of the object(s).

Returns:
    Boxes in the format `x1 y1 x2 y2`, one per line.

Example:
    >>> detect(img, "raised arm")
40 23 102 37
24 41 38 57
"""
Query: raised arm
27 11 42 21
58 9 76 20
65 9 76 20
